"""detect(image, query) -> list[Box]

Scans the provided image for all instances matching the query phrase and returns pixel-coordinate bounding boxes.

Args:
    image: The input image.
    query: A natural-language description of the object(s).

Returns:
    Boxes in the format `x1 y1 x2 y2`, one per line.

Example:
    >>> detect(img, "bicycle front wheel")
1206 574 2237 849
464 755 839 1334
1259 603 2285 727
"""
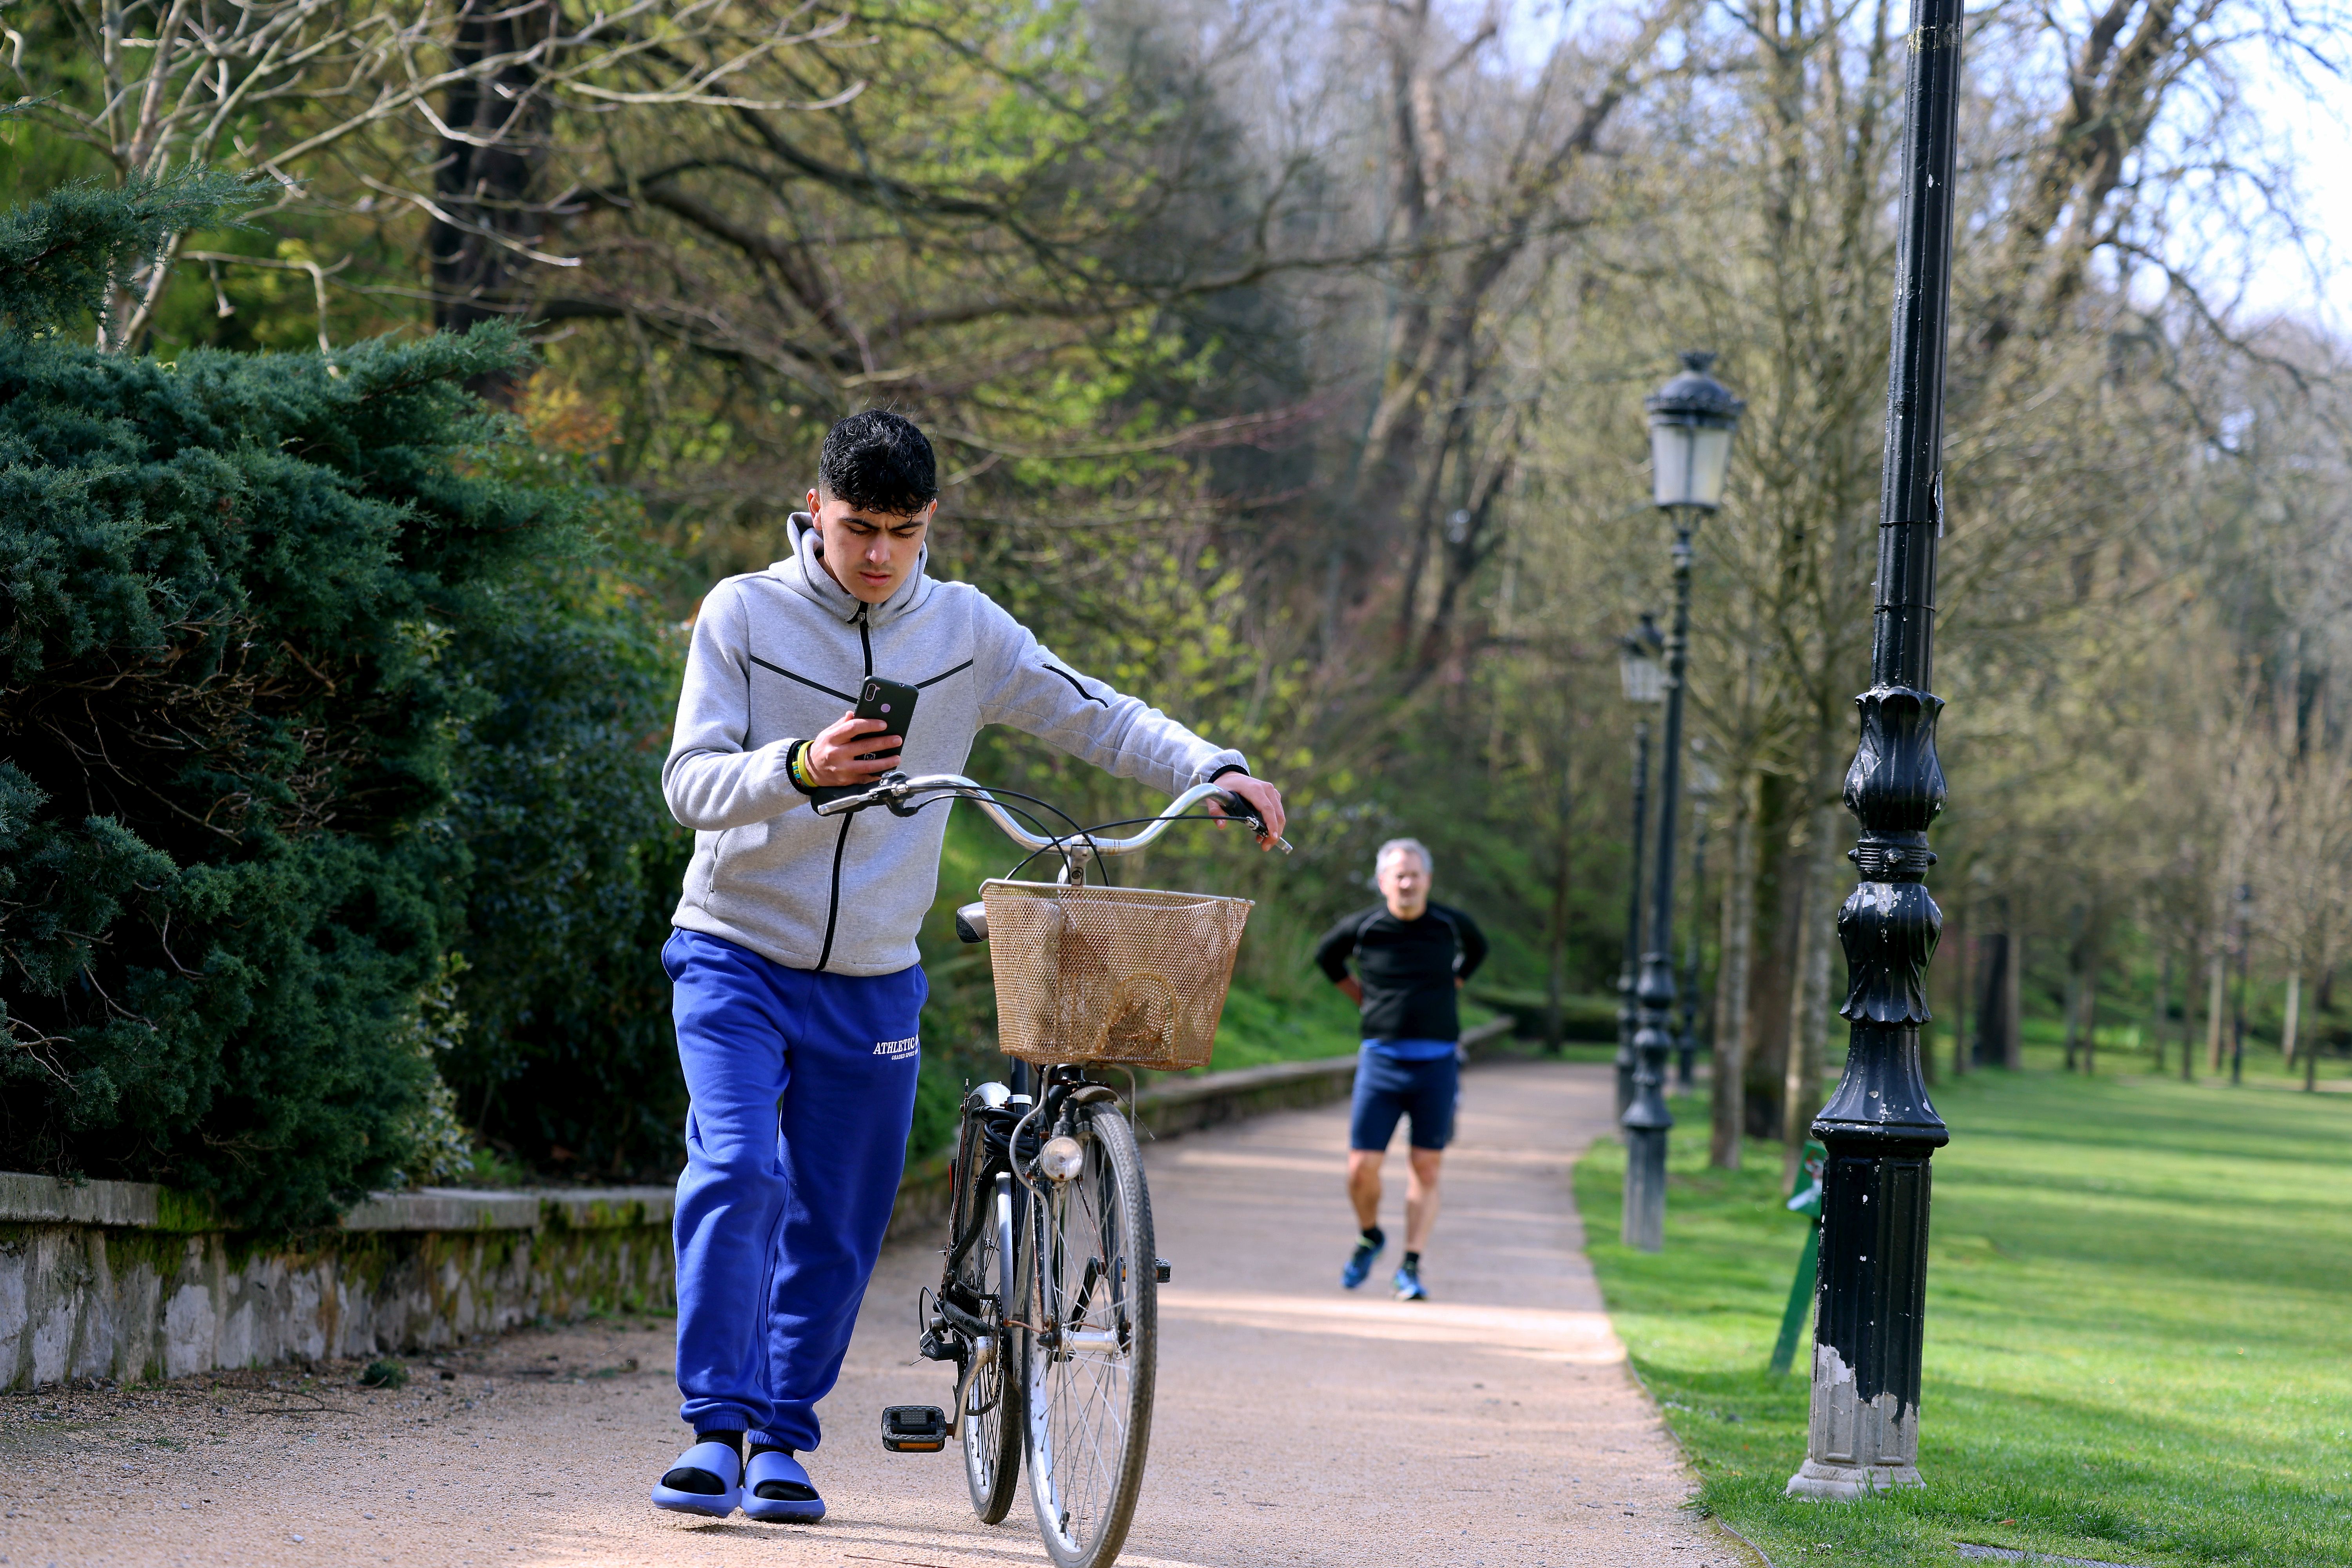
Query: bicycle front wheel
960 1173 1024 1523
1024 1105 1156 1568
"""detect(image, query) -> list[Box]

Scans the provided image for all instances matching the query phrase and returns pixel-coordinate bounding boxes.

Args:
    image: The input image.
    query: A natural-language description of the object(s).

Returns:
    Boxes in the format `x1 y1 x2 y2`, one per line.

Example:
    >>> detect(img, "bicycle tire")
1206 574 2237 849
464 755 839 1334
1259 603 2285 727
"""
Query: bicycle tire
959 1171 1025 1523
1022 1104 1156 1568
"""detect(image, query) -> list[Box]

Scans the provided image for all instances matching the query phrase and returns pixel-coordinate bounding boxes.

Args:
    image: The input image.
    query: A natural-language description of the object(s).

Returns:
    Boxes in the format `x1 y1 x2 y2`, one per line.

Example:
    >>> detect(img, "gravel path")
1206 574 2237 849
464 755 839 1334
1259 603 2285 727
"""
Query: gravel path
0 1058 1751 1568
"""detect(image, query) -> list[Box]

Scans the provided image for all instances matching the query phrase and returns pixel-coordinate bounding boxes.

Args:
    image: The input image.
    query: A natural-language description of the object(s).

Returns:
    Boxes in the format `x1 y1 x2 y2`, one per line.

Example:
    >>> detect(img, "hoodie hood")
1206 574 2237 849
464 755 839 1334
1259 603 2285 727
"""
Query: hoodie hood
769 510 935 626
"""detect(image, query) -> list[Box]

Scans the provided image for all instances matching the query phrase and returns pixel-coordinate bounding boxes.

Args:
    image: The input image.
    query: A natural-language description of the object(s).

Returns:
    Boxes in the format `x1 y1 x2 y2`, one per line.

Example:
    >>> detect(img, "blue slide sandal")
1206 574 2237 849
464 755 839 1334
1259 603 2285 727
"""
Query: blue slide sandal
651 1439 743 1518
742 1449 826 1523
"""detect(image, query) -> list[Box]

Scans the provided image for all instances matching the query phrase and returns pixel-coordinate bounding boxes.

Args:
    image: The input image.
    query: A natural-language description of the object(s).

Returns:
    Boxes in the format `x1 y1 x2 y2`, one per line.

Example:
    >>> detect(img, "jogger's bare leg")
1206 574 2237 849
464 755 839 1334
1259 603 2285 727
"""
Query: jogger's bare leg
1347 1149 1384 1231
1403 1148 1443 1253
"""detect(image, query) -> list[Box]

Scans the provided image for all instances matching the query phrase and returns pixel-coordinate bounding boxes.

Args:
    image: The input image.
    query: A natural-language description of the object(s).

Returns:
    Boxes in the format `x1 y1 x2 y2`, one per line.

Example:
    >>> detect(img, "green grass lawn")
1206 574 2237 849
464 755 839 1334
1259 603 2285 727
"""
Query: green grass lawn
1575 1053 2352 1567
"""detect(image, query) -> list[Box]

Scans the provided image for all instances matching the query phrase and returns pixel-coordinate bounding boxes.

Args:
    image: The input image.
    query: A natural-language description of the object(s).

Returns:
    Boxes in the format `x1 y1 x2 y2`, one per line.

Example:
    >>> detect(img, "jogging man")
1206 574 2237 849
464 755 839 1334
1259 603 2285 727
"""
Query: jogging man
1314 838 1486 1302
651 411 1286 1522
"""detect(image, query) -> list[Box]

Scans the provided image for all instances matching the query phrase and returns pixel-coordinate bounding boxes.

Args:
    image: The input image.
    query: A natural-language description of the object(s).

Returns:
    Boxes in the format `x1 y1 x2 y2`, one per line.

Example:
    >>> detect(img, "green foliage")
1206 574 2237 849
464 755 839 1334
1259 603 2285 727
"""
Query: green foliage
394 955 477 1187
439 547 692 1179
358 1358 409 1390
1576 1064 2352 1566
0 168 257 338
0 179 585 1226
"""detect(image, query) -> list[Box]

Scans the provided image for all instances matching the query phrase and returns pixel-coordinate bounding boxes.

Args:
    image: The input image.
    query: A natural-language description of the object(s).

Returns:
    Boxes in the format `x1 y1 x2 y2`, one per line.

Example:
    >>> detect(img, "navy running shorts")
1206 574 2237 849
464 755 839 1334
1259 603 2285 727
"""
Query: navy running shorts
1348 1047 1459 1151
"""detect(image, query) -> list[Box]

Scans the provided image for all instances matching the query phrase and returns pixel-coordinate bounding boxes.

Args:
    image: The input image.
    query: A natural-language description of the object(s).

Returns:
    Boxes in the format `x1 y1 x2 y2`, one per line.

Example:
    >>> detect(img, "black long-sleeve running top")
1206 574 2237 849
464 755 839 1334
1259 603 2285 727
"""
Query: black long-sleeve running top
1313 902 1488 1042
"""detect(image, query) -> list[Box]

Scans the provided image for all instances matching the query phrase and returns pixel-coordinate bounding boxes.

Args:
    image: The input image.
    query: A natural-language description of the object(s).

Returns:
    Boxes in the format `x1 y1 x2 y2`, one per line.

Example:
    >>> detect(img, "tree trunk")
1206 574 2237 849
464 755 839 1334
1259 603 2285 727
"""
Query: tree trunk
1710 771 1759 1170
1973 924 2019 1068
2062 960 2081 1071
2004 928 2024 1069
2152 953 2169 1073
2183 937 2200 1082
2283 968 2301 1066
1744 771 1802 1139
430 0 557 405
1544 756 1575 1054
2205 946 2227 1074
2062 906 2085 1071
1781 791 1841 1189
2081 943 2100 1076
1949 902 1970 1078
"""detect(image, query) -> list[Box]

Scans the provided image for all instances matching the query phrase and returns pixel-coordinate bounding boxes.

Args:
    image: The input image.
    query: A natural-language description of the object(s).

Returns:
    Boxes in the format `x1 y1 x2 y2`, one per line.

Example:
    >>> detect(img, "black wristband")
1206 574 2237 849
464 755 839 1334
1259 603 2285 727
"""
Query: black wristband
1207 763 1250 784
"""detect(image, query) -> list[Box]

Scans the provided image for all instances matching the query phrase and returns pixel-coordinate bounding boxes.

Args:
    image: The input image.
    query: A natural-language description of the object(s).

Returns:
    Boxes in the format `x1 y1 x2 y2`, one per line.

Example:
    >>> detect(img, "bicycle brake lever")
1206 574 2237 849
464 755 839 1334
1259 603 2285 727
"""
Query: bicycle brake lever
814 770 912 818
1213 790 1295 855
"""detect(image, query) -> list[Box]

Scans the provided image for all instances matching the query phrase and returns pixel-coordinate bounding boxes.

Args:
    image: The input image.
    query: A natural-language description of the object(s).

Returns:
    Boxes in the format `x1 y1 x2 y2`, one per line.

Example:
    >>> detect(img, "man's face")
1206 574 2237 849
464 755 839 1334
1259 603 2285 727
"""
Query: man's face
806 487 935 604
1377 851 1430 918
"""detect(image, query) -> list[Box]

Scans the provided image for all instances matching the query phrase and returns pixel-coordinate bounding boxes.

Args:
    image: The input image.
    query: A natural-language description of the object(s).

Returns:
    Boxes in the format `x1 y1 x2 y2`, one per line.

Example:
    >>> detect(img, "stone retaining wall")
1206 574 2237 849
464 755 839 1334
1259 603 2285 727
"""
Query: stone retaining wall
0 1182 673 1392
2 1019 1519 1391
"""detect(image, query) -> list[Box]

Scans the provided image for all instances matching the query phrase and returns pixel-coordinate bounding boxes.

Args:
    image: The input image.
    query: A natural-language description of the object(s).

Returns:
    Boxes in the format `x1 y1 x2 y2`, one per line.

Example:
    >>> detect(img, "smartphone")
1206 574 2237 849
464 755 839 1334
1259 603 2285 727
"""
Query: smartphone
852 676 919 762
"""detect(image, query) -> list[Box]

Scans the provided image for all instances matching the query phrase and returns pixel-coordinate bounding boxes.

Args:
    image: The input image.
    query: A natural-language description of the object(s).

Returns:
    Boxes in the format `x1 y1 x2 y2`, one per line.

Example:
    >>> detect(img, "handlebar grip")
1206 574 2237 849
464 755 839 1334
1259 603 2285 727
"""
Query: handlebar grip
1214 789 1263 830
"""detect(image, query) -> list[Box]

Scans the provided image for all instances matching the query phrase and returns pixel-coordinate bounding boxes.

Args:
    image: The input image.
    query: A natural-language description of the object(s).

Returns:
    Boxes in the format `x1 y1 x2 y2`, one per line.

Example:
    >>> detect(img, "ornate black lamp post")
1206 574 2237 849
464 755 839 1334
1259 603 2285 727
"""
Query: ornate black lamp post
1622 353 1745 1253
1615 618 1665 1123
1678 759 1720 1089
1787 0 1962 1499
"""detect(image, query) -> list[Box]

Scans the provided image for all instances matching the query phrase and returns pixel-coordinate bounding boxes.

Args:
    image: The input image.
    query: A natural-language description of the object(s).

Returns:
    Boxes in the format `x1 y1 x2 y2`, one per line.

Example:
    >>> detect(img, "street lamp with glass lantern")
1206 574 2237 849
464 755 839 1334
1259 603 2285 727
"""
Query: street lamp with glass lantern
1615 615 1666 1123
1623 352 1745 1253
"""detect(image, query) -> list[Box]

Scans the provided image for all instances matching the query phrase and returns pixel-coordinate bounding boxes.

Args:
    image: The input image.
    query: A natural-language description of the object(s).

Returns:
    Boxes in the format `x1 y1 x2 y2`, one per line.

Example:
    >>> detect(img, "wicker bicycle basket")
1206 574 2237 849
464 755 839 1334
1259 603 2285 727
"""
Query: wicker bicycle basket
981 878 1255 1070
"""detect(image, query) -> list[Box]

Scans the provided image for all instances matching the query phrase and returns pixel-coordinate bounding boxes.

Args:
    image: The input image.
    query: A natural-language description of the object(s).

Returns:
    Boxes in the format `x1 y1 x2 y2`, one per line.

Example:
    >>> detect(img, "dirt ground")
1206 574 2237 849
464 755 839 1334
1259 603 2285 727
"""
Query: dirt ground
0 1059 1755 1568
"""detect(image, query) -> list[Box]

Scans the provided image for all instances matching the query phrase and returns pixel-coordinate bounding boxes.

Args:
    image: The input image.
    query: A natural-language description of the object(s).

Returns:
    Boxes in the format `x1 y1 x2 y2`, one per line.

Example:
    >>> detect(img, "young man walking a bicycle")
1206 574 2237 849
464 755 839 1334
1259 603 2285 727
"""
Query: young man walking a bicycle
650 410 1285 1524
1316 838 1487 1301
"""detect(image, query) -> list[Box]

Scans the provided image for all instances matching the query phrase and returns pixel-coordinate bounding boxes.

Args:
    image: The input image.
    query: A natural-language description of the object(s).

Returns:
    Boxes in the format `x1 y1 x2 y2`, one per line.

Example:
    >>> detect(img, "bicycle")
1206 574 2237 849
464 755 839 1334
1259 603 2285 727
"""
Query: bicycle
813 770 1287 1568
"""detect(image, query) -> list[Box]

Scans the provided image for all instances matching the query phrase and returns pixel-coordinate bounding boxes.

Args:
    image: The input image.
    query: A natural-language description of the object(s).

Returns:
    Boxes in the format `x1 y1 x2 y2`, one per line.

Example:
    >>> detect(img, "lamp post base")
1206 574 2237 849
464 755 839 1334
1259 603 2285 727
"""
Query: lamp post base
1784 1336 1927 1498
1622 1126 1666 1252
1784 1459 1925 1499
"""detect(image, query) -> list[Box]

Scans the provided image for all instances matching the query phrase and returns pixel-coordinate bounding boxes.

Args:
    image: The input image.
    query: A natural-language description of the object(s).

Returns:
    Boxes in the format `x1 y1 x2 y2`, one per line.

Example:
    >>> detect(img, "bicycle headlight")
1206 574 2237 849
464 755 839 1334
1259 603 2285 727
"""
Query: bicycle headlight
1038 1135 1085 1181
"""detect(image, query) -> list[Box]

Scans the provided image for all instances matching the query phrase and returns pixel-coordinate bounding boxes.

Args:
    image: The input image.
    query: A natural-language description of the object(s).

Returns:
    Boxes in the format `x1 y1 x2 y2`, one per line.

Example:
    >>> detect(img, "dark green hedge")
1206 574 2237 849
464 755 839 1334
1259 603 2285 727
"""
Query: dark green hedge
442 559 690 1178
0 318 570 1225
0 176 691 1225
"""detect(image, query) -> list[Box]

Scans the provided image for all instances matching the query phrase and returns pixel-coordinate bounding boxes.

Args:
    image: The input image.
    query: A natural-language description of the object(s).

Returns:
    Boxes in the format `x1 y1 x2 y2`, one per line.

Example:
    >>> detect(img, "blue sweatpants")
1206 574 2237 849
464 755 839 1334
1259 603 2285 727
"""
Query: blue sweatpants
664 928 925 1452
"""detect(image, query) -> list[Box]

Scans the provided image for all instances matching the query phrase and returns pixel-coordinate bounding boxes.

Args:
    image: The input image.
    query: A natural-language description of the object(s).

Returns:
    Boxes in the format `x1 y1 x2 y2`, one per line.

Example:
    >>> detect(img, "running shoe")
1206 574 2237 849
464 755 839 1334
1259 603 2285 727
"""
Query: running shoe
1341 1234 1384 1290
1393 1259 1428 1301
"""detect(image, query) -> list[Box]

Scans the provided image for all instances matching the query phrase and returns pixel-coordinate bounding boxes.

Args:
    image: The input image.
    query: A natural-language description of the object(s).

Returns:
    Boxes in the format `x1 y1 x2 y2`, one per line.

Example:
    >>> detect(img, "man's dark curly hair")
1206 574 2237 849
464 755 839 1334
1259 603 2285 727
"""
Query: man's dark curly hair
817 409 938 517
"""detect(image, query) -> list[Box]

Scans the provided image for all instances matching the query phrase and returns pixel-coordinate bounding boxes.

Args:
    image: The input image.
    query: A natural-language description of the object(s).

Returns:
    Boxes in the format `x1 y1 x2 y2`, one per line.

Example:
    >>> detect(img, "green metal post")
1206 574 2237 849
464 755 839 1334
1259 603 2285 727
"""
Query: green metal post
1769 1143 1826 1377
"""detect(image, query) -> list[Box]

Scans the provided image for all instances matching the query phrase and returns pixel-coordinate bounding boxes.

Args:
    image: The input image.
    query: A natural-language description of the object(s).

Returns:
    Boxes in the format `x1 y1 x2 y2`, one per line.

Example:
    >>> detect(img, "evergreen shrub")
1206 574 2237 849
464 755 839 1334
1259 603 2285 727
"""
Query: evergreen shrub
0 176 651 1226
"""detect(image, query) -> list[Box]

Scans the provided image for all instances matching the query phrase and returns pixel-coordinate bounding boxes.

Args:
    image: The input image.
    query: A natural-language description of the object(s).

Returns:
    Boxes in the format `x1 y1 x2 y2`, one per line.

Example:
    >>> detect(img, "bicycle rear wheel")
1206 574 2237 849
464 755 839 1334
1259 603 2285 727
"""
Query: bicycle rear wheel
959 1172 1025 1523
1023 1104 1156 1568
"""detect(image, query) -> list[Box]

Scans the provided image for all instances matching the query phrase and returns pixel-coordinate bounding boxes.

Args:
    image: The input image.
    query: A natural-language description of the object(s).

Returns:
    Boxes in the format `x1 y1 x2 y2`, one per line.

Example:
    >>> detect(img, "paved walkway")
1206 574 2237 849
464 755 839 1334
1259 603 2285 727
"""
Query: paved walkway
0 1060 1744 1568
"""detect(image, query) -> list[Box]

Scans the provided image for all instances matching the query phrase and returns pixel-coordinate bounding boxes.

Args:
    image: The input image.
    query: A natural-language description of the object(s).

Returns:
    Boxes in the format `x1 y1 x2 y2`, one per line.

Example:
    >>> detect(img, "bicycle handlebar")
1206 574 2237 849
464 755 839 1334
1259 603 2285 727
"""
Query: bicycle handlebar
812 771 1294 856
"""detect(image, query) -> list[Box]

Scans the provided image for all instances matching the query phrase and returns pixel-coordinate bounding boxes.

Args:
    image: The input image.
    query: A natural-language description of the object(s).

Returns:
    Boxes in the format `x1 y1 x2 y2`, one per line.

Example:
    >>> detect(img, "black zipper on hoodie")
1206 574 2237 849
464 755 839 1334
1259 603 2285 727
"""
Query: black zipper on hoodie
813 603 875 973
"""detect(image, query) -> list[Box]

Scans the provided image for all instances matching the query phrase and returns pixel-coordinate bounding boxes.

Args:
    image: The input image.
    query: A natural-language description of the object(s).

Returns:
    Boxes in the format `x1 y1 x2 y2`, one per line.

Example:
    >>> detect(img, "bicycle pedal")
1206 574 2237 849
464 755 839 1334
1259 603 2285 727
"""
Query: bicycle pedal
881 1405 948 1453
1155 1258 1172 1283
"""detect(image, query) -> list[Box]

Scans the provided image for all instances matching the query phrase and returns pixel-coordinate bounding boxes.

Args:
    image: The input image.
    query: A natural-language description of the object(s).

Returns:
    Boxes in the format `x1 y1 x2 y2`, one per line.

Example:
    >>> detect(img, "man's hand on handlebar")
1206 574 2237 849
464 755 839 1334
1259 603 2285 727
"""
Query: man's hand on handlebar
804 711 905 788
1208 775 1287 849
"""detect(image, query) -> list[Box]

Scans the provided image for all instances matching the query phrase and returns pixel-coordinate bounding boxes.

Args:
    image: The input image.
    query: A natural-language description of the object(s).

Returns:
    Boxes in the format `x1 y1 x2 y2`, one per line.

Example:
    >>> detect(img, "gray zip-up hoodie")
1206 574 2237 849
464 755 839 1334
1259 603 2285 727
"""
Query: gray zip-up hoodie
662 515 1248 976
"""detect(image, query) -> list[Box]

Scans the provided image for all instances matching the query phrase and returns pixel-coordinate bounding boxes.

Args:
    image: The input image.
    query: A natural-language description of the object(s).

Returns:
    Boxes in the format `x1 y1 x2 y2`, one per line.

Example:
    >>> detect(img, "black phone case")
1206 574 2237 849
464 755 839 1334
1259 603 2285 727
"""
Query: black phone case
853 677 918 761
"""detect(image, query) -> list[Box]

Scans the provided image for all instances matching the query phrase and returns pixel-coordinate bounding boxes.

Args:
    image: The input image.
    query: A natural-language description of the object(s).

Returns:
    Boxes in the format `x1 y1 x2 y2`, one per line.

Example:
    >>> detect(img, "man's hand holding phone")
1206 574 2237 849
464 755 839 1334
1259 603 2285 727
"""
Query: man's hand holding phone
801 711 904 788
